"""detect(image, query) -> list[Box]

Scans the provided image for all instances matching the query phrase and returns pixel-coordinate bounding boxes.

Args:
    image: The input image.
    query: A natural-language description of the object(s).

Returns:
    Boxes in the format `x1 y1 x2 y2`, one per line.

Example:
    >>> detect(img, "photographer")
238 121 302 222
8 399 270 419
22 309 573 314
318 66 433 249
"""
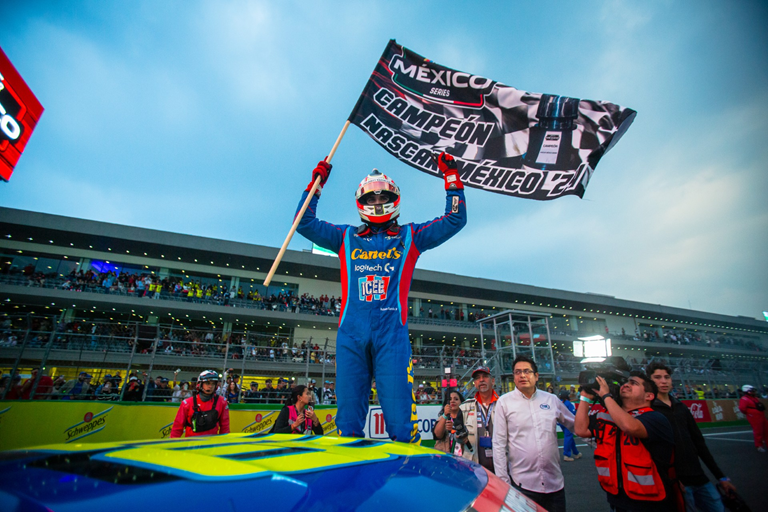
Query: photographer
271 385 324 435
433 389 466 454
574 372 677 512
492 356 574 512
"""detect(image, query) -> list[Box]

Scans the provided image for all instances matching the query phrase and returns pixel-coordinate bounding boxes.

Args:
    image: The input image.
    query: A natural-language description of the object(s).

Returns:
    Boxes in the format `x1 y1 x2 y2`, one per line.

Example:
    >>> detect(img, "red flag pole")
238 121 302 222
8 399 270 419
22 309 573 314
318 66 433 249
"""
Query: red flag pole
263 120 351 287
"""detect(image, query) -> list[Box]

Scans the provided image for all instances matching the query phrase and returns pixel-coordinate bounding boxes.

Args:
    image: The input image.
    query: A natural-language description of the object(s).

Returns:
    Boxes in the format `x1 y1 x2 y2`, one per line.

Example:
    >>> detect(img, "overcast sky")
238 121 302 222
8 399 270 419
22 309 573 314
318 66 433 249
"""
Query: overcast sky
1 1 766 320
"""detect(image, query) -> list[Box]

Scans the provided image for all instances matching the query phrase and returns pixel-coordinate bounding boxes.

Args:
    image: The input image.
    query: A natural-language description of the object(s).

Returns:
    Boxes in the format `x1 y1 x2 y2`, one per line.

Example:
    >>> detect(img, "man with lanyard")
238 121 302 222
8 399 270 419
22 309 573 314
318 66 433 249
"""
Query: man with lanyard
458 366 498 473
574 371 678 512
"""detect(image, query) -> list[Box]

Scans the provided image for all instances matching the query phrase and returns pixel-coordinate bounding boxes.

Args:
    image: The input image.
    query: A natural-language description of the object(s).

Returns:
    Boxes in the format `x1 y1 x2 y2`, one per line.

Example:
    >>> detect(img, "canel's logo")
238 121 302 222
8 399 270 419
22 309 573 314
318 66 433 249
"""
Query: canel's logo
388 52 496 108
351 248 401 260
358 275 390 302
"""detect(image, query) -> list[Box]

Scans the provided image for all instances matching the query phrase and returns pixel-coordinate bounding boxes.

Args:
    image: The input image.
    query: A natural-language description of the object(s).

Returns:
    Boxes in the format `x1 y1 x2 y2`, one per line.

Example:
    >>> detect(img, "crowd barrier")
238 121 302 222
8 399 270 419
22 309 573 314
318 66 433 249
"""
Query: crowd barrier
1 398 759 451
0 401 449 450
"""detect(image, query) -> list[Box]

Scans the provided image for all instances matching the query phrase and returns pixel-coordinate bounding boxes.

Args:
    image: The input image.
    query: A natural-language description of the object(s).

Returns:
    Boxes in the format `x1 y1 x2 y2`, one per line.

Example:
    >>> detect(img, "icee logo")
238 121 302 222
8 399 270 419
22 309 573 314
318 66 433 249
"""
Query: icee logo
358 275 390 302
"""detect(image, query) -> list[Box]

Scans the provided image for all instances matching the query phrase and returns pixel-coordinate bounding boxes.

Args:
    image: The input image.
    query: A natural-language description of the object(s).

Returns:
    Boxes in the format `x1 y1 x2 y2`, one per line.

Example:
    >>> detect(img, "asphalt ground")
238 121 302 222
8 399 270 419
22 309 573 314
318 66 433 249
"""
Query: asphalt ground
557 425 766 512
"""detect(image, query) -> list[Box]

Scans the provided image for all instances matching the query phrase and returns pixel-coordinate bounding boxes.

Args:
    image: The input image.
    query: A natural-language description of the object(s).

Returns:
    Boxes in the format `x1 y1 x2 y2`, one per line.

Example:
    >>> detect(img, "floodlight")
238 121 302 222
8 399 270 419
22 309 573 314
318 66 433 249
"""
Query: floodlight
573 335 612 363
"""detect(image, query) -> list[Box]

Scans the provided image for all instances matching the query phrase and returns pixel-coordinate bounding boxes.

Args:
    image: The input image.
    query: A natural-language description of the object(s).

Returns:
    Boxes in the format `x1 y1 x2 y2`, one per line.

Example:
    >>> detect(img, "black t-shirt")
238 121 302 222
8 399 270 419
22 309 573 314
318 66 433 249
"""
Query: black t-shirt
590 409 676 512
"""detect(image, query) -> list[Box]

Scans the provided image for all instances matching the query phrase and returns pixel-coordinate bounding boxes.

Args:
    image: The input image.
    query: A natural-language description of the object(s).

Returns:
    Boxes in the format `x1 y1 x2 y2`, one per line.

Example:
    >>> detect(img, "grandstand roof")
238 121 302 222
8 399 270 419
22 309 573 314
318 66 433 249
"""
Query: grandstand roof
1 206 766 334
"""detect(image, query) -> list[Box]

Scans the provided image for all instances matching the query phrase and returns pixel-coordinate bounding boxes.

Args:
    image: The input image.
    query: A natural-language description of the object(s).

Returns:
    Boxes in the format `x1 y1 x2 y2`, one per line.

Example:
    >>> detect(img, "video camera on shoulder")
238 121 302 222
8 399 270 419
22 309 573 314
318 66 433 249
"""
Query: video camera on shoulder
578 356 631 402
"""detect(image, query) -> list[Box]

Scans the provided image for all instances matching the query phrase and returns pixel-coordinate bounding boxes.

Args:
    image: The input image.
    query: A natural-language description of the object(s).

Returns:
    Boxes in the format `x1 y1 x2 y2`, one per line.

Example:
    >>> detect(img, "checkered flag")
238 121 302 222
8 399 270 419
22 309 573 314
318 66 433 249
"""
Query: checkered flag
349 40 636 200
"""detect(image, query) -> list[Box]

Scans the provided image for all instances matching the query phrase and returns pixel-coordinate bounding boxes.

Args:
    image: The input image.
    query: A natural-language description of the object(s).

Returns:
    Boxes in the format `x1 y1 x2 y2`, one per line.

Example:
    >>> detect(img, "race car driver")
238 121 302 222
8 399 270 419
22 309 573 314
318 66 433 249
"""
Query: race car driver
170 370 230 438
295 153 466 443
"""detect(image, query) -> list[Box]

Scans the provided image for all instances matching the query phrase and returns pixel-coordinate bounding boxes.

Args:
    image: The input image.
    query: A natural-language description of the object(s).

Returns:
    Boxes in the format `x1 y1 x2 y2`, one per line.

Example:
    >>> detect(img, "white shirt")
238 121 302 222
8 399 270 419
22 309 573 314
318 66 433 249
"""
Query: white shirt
492 388 575 493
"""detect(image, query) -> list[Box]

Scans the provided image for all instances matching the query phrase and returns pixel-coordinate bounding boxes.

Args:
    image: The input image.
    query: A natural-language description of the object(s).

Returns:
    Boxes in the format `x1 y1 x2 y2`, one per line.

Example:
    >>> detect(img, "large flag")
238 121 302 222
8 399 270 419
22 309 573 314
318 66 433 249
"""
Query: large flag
348 40 636 200
0 46 44 182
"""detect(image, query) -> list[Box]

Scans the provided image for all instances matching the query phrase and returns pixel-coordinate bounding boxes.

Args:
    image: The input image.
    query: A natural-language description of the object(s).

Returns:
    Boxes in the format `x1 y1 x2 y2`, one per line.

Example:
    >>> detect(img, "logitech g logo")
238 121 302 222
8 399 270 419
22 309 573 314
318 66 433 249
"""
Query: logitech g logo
384 263 395 273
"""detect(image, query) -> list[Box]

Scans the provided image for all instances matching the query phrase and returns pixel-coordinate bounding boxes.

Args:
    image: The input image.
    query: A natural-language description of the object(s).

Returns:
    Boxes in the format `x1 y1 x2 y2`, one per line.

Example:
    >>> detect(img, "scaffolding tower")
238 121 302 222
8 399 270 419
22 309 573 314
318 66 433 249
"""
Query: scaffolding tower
477 310 557 393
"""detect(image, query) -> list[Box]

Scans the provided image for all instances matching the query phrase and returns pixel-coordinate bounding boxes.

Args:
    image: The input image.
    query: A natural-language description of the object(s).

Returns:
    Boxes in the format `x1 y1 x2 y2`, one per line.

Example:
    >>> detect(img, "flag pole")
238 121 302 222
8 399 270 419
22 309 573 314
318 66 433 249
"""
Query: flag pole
263 120 351 286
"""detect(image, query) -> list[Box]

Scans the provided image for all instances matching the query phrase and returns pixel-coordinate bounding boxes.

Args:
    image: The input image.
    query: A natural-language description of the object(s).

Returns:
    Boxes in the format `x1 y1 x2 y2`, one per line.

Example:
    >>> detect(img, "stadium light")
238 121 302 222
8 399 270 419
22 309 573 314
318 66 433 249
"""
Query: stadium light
573 335 612 363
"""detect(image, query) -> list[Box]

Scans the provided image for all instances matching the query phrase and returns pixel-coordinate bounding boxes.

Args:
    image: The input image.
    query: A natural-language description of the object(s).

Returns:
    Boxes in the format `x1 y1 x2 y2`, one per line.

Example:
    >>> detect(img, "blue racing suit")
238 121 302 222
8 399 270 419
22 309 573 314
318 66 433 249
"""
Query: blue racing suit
295 187 466 443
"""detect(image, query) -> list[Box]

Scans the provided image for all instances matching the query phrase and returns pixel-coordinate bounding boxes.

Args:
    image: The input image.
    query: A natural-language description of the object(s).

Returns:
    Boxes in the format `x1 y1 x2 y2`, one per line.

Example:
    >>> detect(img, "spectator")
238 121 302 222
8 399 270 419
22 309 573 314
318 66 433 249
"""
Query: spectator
59 372 93 400
457 366 499 473
122 375 144 401
558 389 581 462
574 372 677 512
433 389 464 454
96 380 117 400
647 361 736 511
492 355 574 512
739 385 768 453
20 368 53 399
308 379 321 405
172 381 193 403
1 374 23 399
225 381 240 404
155 377 173 402
243 382 262 403
262 379 277 404
271 384 324 435
277 378 290 405
170 370 230 438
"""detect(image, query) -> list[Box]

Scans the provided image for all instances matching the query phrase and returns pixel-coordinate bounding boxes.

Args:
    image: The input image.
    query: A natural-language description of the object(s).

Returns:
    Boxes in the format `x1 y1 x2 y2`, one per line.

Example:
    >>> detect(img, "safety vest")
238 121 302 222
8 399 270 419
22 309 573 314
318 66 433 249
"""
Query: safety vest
591 405 667 502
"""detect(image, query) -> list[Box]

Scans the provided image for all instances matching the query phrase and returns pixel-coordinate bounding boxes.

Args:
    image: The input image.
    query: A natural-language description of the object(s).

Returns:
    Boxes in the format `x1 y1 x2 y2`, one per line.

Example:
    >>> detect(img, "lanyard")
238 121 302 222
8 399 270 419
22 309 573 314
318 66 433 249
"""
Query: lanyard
478 401 495 430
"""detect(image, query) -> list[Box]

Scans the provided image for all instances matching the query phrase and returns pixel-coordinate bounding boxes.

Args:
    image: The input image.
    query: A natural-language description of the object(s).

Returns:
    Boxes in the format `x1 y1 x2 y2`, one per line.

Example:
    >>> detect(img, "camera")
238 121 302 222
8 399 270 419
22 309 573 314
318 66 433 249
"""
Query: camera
578 356 631 399
451 413 473 450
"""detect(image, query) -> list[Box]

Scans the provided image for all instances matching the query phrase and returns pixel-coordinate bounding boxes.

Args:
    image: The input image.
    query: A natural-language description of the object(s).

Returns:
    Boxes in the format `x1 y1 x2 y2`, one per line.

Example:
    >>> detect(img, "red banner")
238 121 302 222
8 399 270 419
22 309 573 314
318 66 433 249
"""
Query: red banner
0 46 44 181
682 400 712 422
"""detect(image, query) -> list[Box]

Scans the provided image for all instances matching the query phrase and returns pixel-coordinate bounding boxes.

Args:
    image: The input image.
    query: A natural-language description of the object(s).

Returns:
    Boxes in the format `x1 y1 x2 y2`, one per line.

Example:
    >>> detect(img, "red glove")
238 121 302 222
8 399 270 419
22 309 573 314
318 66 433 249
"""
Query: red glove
436 152 463 191
306 159 332 194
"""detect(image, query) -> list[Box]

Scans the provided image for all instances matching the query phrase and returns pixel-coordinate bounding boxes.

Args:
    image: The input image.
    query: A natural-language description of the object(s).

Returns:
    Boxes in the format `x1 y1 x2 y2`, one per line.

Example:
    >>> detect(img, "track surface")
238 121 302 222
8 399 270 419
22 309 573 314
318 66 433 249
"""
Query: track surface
555 425 765 511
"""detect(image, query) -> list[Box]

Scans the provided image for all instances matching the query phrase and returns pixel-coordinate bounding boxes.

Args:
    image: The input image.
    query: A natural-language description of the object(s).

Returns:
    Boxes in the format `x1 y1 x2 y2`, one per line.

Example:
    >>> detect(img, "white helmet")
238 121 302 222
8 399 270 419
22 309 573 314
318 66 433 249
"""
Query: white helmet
742 385 755 393
355 169 400 224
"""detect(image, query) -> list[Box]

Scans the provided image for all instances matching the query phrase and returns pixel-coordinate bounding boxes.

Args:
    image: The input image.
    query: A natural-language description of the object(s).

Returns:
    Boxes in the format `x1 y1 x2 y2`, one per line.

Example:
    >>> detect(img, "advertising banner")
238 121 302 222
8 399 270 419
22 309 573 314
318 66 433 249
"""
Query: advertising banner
349 40 636 200
0 402 339 451
0 46 44 182
684 400 712 422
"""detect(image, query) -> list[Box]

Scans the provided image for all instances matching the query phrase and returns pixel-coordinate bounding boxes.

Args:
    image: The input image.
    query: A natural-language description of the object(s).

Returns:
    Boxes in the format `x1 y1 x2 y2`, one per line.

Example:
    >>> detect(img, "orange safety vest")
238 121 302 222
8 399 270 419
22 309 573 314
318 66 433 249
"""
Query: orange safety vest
590 405 667 502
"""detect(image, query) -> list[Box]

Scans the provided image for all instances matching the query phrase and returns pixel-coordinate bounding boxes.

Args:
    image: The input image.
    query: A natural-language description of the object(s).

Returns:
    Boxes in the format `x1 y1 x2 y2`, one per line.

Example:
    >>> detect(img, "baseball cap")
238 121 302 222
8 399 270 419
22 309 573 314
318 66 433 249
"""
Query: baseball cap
472 366 491 378
742 385 755 393
129 376 138 381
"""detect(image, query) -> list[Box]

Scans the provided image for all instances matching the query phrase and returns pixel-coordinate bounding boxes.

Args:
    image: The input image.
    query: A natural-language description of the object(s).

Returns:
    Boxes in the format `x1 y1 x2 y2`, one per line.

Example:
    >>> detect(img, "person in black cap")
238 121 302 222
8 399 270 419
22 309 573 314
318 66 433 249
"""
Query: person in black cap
458 366 499 473
262 379 276 404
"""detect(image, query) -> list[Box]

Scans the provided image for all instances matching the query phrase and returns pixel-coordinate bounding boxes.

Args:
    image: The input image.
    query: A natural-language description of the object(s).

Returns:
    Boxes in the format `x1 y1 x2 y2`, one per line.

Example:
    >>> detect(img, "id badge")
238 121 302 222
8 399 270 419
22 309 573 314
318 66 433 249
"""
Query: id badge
478 436 492 448
484 448 493 458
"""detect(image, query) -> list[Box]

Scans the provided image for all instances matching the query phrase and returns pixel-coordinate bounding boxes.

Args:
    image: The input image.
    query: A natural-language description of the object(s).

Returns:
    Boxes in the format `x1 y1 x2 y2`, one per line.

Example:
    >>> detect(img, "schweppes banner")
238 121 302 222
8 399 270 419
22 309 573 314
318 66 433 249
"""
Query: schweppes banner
348 40 636 200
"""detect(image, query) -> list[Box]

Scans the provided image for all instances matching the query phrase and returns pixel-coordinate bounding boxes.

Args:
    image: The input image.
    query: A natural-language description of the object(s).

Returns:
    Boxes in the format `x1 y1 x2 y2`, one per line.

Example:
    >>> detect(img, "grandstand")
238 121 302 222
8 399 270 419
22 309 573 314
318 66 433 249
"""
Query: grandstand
2 206 767 401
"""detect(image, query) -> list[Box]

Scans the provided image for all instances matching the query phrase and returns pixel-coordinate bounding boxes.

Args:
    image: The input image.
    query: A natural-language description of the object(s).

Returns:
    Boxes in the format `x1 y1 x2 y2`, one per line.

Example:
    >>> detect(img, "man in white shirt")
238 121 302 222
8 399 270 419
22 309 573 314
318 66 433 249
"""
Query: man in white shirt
493 355 575 512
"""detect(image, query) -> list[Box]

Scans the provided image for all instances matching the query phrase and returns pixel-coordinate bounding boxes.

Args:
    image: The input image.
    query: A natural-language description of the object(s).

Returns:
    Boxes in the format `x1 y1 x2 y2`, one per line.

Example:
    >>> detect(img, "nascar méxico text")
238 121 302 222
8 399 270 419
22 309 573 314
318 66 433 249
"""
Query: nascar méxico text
360 111 591 198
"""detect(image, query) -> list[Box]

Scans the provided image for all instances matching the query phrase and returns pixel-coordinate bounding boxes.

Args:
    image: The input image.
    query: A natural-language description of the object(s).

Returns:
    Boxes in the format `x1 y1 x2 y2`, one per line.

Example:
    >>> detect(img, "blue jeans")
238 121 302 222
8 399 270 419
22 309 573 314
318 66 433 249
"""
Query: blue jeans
683 482 724 512
562 427 579 457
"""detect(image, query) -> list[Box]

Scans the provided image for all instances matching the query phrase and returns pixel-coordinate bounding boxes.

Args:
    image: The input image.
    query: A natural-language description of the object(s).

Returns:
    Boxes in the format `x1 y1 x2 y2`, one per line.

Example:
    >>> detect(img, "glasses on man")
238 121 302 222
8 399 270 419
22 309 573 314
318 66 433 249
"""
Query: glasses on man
513 369 535 376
